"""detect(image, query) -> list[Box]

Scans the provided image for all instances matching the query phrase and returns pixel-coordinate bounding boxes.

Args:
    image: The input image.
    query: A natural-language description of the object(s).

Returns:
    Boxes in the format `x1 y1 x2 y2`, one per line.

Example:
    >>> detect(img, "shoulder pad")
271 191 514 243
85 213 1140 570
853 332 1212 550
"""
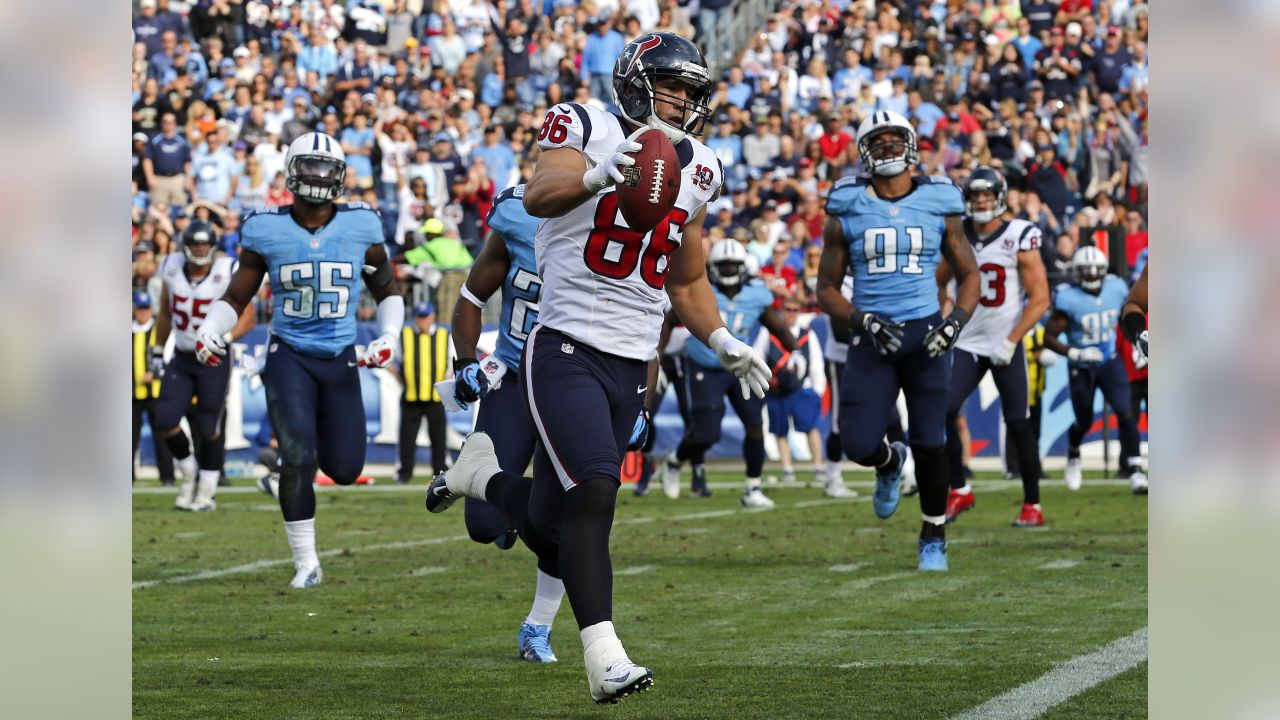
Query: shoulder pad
825 176 867 216
336 201 374 212
537 103 594 152
913 175 957 186
243 205 289 221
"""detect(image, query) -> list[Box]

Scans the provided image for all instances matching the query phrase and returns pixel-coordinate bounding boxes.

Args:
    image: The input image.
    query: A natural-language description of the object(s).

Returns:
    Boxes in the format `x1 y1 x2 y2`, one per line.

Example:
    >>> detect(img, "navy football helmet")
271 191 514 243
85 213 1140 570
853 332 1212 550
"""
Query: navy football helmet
612 32 713 143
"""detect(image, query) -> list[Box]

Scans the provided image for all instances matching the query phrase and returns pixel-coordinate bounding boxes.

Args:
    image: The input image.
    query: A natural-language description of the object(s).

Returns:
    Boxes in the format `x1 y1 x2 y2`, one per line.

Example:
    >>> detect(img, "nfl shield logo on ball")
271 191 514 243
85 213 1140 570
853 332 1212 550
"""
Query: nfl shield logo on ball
619 166 642 188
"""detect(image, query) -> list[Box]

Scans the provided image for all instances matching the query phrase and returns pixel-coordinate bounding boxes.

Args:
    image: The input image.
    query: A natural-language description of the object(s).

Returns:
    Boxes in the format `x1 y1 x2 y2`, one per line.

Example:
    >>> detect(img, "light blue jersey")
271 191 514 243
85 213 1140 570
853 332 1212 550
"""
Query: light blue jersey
825 175 964 322
687 281 775 369
486 184 542 370
1054 275 1129 364
241 203 384 358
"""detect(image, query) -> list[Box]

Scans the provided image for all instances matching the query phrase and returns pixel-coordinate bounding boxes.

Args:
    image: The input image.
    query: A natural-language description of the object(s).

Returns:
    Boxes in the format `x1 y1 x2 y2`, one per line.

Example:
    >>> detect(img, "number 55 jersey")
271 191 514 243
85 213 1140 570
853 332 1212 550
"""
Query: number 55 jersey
240 203 385 358
532 102 722 360
825 175 964 322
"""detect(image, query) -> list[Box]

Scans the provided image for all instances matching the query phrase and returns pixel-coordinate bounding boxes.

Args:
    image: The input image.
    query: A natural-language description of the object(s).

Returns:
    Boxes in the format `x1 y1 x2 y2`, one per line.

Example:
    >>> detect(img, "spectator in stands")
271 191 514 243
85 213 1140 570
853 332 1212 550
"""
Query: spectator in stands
582 18 624 113
761 235 799 310
191 128 236 206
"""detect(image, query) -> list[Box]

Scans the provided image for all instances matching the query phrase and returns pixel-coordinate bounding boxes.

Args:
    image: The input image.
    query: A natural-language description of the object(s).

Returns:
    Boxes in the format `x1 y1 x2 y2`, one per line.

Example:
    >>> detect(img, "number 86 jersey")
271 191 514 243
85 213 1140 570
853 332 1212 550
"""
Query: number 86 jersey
532 102 722 361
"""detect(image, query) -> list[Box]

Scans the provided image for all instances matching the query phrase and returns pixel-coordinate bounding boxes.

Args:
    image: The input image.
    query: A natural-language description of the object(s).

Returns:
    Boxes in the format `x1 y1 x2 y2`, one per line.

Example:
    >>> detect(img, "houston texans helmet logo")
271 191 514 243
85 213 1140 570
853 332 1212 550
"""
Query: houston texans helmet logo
627 35 663 74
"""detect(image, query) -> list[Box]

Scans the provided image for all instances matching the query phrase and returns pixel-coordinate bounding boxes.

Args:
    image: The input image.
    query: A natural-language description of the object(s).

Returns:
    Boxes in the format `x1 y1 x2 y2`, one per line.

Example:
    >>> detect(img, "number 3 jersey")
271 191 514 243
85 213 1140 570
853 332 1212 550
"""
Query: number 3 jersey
486 184 541 370
1053 274 1129 365
954 218 1042 356
532 102 723 361
160 253 236 353
240 203 384 358
825 175 964 323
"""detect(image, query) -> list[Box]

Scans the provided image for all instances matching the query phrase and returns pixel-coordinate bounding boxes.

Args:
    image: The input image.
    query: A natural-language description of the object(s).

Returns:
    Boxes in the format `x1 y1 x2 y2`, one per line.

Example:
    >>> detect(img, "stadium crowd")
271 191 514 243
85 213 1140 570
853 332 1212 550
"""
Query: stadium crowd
131 0 1150 470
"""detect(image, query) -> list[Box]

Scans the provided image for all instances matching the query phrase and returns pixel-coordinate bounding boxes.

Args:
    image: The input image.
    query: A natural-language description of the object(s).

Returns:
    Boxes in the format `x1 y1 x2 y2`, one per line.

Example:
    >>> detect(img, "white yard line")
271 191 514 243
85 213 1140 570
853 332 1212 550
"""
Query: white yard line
1039 559 1080 570
949 628 1148 720
828 563 868 573
133 483 1072 590
614 565 656 576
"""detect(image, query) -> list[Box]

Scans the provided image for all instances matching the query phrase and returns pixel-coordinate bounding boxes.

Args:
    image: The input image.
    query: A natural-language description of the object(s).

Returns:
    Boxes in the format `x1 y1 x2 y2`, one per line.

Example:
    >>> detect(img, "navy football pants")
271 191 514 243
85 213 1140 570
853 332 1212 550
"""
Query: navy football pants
263 338 366 521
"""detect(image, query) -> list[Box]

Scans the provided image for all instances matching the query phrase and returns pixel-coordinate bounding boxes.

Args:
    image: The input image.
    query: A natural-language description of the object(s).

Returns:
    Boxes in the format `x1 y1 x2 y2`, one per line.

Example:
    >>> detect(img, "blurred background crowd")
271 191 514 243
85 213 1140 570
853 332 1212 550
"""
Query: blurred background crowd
131 0 1149 320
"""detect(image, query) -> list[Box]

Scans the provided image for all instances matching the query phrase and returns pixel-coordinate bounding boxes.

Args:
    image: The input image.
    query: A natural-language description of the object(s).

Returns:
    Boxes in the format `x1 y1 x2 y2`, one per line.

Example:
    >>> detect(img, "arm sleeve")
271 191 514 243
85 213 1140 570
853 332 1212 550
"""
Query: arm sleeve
807 330 826 395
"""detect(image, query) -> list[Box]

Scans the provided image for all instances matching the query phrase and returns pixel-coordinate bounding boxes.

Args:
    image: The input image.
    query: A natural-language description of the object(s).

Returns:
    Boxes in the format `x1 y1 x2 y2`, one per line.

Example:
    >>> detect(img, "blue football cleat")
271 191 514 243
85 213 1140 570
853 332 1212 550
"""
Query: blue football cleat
517 622 558 663
918 537 948 571
873 442 907 519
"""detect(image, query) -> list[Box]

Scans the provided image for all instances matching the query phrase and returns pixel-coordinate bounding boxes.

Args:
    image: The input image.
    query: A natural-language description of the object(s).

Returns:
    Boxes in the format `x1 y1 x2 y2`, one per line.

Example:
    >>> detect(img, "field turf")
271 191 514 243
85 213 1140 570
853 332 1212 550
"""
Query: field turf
133 471 1147 719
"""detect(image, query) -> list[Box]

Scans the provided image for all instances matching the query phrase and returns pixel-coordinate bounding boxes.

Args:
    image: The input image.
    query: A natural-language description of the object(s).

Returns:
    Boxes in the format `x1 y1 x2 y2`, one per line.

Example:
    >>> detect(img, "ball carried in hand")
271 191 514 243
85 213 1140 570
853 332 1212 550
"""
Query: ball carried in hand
615 128 681 233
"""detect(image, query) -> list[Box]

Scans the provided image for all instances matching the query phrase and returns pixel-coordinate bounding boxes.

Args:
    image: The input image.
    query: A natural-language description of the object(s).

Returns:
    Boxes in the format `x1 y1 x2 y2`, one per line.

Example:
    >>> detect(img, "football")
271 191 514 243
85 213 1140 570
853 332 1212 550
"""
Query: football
615 128 681 233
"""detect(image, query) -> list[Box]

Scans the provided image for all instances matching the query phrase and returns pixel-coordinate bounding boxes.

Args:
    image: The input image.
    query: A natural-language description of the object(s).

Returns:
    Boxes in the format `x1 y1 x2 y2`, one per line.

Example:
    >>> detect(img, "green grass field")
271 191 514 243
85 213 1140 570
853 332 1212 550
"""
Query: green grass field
132 471 1147 719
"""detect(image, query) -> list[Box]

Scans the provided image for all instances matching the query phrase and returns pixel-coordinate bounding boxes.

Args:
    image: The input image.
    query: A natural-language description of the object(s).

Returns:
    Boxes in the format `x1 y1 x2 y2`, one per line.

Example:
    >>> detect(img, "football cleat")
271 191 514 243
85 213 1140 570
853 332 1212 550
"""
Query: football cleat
257 473 280 500
811 467 826 489
740 487 775 509
873 442 907 519
662 454 681 499
1013 504 1045 527
517 622 558 663
945 489 976 523
289 564 322 589
1064 457 1083 491
689 479 712 497
395 475 412 485
1129 471 1149 495
425 432 500 513
589 659 653 705
781 468 796 485
918 537 948 571
187 498 217 512
823 481 858 499
632 474 651 497
174 456 197 510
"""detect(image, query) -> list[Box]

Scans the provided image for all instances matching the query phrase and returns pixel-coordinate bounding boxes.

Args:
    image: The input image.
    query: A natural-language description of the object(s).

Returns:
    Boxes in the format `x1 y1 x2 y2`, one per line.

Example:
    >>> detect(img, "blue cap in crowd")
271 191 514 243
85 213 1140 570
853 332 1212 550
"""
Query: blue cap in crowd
133 290 153 309
415 302 435 317
433 132 453 144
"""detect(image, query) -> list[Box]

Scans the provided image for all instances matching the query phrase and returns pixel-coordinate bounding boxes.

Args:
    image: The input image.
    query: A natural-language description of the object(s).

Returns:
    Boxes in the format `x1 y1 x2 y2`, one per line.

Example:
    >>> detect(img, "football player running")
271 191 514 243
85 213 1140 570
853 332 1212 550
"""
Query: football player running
195 132 404 588
816 110 981 572
936 167 1051 527
424 33 769 704
447 182 565 664
669 239 798 508
1042 246 1147 494
152 221 256 511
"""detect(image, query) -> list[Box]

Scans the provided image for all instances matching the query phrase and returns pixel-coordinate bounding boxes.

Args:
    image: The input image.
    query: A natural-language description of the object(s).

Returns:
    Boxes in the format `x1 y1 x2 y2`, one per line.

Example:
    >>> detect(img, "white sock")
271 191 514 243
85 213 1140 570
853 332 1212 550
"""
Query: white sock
285 518 320 569
744 477 761 492
196 469 219 498
581 620 626 664
922 513 946 526
954 484 972 495
781 465 794 475
1128 458 1143 472
525 569 565 628
664 451 680 467
826 460 843 481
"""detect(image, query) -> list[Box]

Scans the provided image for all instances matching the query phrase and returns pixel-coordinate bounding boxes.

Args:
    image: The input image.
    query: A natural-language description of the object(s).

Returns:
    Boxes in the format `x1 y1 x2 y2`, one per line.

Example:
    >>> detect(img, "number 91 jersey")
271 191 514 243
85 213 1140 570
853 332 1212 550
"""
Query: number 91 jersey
161 252 236 352
240 203 384 358
825 175 964 323
532 102 723 361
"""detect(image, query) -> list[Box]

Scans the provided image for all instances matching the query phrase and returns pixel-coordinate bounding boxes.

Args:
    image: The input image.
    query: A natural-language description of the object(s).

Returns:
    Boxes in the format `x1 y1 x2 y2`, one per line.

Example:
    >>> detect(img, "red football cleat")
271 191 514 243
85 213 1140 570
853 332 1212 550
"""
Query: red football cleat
944 489 976 523
1013 504 1045 527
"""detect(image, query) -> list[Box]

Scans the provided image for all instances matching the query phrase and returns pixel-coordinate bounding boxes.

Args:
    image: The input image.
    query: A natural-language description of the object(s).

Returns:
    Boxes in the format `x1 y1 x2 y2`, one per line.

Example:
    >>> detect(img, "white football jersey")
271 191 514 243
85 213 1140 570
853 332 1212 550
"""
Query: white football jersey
823 274 855 364
161 253 236 352
955 218 1041 356
531 102 723 360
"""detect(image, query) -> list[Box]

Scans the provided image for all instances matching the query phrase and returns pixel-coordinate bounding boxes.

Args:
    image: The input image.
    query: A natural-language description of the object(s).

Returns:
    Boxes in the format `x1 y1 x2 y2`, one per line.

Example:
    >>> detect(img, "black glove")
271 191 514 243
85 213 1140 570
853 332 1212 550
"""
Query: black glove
453 358 490 408
923 308 970 358
854 311 905 356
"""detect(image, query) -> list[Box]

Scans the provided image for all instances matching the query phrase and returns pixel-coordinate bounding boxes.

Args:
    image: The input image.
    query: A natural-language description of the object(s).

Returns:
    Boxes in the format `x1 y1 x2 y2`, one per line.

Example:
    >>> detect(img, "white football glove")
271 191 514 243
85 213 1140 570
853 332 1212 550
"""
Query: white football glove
357 333 398 368
582 127 646 194
194 330 230 367
148 346 166 375
990 338 1018 366
1067 346 1105 366
1135 329 1148 363
1037 348 1058 367
709 327 772 399
786 348 807 381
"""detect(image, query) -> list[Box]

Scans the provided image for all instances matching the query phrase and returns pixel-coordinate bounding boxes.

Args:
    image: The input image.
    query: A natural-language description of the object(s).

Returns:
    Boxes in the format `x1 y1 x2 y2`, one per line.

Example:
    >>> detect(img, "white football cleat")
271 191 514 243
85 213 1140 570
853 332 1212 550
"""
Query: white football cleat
740 487 776 509
900 448 919 496
1064 457 1083 491
174 456 198 510
586 650 655 702
824 481 858 499
187 498 217 512
1129 471 1148 495
289 564 322 589
662 453 680 500
426 433 501 513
